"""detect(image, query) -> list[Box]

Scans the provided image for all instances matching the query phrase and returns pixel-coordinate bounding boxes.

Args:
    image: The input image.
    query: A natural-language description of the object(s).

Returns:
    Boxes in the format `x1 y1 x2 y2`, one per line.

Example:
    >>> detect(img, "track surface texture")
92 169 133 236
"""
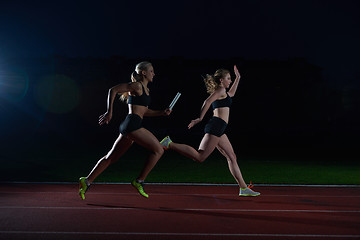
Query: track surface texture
0 183 359 240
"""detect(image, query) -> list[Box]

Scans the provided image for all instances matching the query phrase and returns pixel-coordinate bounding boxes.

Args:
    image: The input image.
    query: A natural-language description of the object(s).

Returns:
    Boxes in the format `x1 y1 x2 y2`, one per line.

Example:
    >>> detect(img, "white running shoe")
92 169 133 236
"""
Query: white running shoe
160 136 172 150
239 187 260 197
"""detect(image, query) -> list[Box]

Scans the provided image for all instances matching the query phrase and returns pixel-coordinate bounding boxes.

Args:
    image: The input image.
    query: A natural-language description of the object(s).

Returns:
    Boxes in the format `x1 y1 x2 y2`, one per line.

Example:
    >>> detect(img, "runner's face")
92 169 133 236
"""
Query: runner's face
221 73 232 88
143 66 155 82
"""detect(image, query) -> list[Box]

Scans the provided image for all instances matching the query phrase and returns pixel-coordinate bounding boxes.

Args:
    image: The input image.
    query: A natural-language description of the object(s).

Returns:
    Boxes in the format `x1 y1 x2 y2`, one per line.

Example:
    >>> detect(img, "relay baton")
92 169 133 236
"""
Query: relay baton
169 92 181 110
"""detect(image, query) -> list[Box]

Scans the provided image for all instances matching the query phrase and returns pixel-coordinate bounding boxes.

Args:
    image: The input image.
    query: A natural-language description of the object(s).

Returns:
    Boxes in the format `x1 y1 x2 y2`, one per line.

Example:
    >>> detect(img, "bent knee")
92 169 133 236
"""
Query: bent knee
194 156 207 163
153 146 164 156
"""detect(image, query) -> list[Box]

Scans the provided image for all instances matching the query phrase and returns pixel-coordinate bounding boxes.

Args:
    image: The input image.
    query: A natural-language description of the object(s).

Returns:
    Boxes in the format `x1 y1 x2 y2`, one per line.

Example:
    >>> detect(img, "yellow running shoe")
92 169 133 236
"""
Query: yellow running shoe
78 177 89 200
131 179 149 198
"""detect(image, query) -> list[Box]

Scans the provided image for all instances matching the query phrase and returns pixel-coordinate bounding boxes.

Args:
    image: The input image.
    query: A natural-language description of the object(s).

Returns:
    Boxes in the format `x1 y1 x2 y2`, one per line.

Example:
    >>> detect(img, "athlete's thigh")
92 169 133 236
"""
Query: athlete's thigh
198 133 220 157
127 128 163 152
216 134 236 159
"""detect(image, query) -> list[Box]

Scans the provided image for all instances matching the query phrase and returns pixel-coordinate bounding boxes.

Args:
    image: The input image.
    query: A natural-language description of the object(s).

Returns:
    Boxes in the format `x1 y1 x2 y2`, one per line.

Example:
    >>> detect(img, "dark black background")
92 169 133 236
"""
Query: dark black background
0 0 359 164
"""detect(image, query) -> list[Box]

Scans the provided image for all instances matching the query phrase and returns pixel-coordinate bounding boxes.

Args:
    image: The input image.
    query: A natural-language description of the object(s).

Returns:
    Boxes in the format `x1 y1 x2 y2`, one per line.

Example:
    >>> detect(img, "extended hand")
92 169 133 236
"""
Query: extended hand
188 118 201 129
99 112 112 125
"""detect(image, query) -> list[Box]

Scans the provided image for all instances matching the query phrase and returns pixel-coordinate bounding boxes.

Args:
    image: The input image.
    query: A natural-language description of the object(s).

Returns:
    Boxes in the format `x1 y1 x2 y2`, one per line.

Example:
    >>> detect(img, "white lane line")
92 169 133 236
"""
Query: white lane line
0 231 359 238
0 206 359 213
3 181 360 187
1 192 359 198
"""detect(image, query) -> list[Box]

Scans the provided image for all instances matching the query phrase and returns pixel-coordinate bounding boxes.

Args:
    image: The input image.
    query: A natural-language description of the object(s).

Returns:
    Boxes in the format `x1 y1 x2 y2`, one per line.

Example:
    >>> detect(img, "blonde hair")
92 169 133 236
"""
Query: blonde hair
203 68 230 94
120 61 152 102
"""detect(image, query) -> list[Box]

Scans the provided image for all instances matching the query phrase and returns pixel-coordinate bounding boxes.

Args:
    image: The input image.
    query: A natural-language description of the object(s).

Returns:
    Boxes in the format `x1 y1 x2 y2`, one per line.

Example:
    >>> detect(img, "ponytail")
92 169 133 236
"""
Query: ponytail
203 74 217 94
120 61 152 102
131 71 142 83
203 68 230 94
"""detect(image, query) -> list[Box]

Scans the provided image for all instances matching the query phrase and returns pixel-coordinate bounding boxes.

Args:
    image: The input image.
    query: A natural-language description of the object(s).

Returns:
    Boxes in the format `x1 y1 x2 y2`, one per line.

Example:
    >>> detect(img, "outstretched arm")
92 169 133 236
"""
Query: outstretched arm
144 108 172 117
188 89 223 129
227 65 241 97
99 83 135 125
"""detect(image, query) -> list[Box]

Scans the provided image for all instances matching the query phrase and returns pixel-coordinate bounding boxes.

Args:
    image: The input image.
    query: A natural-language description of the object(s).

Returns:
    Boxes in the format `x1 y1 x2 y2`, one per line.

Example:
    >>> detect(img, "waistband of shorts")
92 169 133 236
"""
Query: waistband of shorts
210 116 228 125
127 113 143 120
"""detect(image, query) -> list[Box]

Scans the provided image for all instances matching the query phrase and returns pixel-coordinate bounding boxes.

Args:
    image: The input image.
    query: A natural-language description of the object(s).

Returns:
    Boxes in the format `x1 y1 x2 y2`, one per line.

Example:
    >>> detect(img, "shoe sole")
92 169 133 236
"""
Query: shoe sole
239 194 261 197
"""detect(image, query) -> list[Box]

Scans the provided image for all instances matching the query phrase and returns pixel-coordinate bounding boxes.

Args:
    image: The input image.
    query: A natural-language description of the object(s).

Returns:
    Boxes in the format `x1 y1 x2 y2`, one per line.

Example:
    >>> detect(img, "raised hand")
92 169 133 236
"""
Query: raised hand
234 65 241 80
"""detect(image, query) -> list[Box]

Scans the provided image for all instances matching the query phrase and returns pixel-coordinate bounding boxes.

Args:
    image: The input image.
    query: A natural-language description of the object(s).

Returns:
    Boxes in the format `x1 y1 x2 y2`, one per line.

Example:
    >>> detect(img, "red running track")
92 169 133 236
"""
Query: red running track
0 183 359 240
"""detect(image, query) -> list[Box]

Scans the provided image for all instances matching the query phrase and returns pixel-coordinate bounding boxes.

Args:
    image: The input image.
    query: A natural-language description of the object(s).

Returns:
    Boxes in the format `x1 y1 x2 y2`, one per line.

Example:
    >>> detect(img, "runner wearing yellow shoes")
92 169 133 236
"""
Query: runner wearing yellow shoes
79 61 171 199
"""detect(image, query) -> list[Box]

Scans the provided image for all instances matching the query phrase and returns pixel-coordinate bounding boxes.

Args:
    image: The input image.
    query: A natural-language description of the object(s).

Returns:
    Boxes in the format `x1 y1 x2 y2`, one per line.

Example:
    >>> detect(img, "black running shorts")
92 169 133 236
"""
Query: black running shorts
204 117 227 137
119 114 143 136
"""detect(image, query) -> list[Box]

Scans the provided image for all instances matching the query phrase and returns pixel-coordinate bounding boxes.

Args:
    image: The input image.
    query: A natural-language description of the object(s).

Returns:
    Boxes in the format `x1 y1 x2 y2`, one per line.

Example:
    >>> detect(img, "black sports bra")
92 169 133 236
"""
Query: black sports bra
128 83 151 107
211 93 232 109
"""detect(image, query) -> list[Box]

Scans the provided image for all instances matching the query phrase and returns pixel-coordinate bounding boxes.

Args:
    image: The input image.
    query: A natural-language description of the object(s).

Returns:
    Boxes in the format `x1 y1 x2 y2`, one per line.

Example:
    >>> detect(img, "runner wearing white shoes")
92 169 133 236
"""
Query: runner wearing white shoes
161 65 260 197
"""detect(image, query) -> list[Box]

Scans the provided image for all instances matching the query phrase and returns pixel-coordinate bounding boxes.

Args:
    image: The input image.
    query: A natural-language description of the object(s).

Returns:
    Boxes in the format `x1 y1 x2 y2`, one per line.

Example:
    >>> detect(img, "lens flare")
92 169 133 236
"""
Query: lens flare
0 68 29 102
34 74 80 114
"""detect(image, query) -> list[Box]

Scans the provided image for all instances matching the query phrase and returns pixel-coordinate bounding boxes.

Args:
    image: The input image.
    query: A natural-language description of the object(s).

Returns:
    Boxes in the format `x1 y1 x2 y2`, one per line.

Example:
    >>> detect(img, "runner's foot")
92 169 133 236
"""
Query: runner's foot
131 179 149 198
160 136 172 150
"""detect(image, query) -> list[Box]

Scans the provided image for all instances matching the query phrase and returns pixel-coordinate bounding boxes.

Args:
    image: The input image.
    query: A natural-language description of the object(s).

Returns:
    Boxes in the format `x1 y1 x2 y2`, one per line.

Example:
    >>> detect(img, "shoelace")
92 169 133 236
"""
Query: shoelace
247 181 254 189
